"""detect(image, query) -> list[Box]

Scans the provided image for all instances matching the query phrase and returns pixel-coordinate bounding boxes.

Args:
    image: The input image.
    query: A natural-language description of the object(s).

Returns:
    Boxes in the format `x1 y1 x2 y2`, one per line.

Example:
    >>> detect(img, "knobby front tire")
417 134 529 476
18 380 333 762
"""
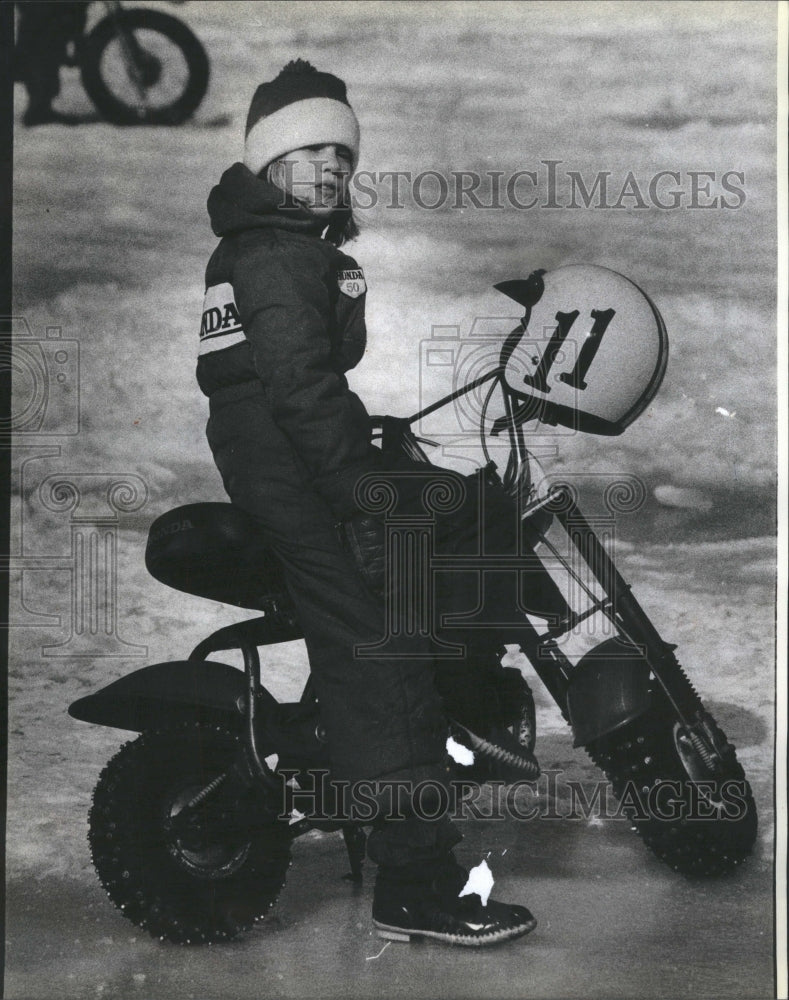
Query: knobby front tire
586 691 757 876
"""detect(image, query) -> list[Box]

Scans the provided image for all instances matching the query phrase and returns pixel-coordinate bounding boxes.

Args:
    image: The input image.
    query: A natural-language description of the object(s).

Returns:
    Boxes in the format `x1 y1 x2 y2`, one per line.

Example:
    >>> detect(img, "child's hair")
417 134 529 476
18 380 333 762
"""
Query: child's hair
325 208 360 246
263 161 359 246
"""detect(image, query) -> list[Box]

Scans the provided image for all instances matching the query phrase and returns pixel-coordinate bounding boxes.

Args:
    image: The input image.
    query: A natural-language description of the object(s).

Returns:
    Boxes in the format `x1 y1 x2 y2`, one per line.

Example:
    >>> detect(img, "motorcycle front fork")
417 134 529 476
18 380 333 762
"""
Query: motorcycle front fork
522 486 732 772
102 0 162 95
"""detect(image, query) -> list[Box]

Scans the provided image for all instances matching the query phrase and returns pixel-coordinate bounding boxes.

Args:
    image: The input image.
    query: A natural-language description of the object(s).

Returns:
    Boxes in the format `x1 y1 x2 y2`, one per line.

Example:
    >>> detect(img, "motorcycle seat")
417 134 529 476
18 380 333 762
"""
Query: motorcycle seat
145 502 299 616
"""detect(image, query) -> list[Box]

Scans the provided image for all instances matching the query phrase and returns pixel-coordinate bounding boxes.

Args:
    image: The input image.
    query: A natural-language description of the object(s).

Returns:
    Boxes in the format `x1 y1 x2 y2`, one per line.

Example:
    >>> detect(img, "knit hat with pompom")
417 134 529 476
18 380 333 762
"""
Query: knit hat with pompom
243 59 360 176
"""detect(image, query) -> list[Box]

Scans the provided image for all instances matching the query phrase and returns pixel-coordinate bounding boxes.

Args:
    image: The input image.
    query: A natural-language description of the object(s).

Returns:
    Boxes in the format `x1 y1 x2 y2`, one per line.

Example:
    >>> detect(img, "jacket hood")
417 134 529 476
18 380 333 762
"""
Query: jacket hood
207 162 326 238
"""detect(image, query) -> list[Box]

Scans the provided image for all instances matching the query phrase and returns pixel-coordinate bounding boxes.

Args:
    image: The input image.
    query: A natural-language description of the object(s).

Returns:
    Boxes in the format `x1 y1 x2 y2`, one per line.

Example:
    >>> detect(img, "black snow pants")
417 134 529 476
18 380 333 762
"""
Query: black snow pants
206 394 533 869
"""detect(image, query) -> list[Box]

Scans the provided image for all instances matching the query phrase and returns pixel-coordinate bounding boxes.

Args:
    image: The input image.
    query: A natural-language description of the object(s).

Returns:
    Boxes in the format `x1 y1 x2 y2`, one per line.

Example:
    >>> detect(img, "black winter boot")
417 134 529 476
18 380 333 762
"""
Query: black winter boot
372 855 536 946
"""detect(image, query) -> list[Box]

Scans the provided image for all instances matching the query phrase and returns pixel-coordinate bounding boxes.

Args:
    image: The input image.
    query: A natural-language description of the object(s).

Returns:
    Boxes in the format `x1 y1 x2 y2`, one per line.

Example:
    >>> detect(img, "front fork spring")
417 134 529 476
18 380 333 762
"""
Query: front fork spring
684 719 720 772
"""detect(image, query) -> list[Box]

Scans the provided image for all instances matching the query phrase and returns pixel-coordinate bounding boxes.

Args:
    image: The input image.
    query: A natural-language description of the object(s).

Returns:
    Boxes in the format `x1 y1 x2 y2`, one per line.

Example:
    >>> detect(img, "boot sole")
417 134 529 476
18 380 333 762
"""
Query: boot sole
373 915 537 946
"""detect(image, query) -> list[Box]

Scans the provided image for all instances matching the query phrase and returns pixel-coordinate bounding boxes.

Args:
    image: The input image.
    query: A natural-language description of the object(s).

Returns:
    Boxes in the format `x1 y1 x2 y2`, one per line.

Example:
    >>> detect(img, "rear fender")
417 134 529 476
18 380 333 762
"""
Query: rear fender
68 660 245 734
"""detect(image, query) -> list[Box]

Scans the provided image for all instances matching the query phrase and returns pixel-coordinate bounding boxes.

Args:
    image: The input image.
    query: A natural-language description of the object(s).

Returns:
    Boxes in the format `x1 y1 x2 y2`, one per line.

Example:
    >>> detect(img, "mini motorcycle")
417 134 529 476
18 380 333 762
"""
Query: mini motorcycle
69 265 758 944
61 1 209 124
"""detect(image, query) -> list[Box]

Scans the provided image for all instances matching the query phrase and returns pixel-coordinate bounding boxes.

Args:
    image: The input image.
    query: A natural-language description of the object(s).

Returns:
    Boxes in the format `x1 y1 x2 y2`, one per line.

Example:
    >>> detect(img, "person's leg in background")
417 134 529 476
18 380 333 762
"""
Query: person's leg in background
15 2 87 125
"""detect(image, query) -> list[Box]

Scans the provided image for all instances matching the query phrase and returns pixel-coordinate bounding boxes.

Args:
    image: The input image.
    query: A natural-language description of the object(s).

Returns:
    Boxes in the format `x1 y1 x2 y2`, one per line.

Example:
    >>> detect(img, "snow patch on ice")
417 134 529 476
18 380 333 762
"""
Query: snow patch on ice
654 485 714 511
459 859 494 907
446 735 475 766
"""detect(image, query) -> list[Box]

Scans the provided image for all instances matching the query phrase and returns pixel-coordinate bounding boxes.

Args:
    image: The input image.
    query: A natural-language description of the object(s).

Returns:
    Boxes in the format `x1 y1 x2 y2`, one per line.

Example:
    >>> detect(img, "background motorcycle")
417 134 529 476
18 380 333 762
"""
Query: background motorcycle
58 0 209 125
69 266 758 944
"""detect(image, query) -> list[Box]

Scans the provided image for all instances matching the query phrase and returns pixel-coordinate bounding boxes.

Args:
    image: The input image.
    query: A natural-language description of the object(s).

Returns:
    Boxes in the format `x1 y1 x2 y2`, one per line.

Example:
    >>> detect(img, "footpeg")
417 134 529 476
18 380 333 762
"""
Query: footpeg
449 720 540 781
341 824 366 882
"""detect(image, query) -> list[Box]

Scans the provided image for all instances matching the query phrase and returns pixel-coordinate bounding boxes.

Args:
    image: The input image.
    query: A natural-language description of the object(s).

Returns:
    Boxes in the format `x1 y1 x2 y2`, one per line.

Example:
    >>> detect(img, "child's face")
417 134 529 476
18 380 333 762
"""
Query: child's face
268 143 353 218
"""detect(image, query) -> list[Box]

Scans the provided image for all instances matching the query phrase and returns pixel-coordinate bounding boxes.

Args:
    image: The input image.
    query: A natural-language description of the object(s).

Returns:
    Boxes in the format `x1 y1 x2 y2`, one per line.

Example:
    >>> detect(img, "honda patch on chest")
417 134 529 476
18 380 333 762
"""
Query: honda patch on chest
199 282 247 356
337 268 366 299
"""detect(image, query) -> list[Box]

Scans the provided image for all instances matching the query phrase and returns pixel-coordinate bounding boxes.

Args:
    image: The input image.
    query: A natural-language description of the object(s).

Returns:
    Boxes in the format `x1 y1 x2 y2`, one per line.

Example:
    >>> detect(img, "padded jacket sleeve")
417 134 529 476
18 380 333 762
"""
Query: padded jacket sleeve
231 237 382 520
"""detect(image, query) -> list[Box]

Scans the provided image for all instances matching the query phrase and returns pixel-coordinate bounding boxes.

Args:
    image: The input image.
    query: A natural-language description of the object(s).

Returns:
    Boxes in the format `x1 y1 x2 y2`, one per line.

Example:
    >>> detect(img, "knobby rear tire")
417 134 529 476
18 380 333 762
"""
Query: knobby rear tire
88 724 291 943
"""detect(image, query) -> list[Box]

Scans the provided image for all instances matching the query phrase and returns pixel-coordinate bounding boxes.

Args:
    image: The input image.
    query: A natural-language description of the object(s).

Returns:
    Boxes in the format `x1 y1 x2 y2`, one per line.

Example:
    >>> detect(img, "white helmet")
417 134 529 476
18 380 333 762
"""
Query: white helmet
495 264 668 435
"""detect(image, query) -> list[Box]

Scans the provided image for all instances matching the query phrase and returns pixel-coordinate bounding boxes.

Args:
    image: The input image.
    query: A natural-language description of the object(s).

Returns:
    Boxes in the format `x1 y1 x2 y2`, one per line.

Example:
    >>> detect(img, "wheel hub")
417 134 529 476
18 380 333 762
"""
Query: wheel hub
131 50 162 89
166 786 251 879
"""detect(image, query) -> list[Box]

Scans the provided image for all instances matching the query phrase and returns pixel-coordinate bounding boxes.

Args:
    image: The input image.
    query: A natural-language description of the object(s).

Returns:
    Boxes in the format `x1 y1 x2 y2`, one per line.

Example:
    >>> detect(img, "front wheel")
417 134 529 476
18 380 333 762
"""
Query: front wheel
80 10 209 125
88 724 291 943
586 690 758 876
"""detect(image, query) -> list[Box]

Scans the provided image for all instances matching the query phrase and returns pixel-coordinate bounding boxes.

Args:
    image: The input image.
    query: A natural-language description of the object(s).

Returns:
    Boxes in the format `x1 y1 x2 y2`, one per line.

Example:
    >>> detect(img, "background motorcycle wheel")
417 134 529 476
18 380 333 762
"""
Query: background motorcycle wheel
79 10 209 125
88 724 291 944
586 687 758 876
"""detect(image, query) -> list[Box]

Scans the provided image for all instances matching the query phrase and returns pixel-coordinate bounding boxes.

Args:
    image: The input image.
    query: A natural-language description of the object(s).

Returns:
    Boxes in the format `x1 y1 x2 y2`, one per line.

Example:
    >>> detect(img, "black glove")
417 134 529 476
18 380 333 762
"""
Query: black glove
339 513 387 599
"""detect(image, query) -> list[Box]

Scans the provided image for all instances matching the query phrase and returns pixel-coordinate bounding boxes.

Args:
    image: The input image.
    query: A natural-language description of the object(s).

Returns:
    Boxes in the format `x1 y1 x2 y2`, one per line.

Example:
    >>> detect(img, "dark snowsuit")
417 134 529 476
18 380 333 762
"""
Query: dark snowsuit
197 164 538 866
199 163 450 802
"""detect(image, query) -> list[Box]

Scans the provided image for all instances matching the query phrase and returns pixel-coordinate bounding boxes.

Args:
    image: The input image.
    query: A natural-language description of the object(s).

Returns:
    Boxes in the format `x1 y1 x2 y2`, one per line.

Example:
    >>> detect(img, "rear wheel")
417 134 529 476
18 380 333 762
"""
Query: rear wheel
586 689 757 876
88 724 291 943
